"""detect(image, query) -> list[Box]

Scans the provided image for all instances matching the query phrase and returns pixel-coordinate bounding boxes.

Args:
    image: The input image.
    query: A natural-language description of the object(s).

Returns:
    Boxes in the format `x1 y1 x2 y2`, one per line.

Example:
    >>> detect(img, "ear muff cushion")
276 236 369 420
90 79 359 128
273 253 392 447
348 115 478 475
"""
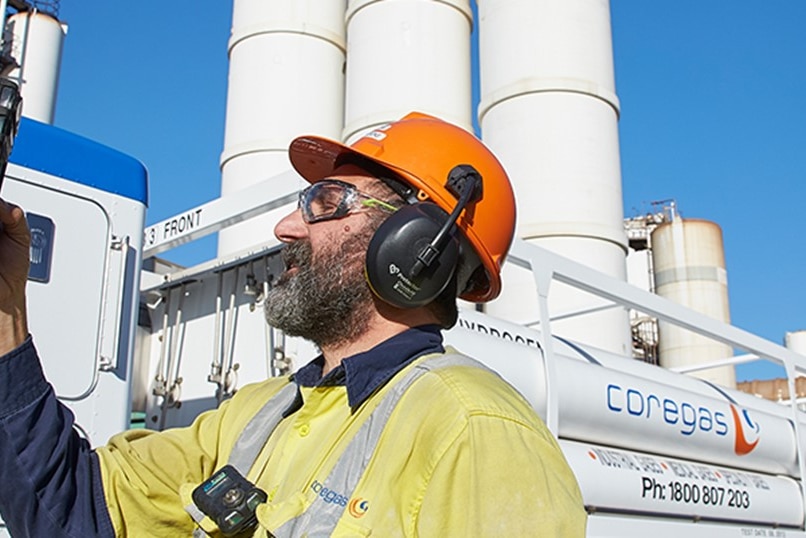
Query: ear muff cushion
365 203 459 308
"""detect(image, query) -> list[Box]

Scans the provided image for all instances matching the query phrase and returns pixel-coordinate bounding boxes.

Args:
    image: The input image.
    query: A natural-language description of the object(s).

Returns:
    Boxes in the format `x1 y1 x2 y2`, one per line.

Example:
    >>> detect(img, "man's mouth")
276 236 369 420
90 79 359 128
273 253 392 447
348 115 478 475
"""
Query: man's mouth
283 249 300 272
276 241 311 283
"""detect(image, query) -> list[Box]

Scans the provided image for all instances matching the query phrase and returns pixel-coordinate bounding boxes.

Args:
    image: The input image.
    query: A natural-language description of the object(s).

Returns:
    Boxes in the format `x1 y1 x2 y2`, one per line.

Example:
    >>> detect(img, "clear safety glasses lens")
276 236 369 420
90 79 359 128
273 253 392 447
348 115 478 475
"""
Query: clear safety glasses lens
298 179 396 224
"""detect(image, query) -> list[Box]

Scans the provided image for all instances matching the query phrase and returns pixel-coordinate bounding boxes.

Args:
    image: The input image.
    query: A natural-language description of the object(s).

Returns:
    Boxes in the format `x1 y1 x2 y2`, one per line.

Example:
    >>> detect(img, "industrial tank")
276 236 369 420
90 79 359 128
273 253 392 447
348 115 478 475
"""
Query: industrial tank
786 330 806 355
343 0 473 143
217 0 347 255
479 0 631 356
4 9 66 124
651 218 736 387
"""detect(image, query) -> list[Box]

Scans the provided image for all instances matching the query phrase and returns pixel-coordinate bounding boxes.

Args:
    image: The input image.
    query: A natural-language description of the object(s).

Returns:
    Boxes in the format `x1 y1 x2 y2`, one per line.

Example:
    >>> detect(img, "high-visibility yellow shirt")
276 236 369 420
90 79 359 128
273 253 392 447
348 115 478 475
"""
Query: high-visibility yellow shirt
97 349 587 536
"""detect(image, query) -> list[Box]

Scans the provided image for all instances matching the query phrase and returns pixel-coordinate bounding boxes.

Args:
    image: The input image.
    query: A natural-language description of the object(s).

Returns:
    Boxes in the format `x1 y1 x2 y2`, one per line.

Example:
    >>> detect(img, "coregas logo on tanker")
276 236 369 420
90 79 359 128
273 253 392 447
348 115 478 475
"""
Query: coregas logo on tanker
730 404 760 455
606 383 760 456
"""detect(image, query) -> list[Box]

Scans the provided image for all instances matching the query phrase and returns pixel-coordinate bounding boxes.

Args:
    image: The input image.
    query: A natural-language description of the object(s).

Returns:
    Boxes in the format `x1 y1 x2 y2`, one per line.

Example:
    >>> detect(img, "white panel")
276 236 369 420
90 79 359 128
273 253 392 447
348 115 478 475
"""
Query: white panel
626 247 652 292
3 173 109 398
3 162 146 447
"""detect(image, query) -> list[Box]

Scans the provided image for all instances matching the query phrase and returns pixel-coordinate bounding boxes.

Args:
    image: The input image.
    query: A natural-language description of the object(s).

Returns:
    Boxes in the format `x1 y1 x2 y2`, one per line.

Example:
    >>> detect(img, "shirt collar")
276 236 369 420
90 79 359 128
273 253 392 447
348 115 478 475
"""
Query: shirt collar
292 325 444 408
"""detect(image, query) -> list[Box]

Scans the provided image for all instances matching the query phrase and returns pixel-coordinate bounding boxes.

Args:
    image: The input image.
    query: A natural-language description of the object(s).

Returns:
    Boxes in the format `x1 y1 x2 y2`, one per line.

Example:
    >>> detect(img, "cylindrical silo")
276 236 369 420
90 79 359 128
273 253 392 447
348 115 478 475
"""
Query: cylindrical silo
343 0 473 143
4 9 66 124
651 218 736 388
218 0 347 255
478 0 630 356
785 331 806 355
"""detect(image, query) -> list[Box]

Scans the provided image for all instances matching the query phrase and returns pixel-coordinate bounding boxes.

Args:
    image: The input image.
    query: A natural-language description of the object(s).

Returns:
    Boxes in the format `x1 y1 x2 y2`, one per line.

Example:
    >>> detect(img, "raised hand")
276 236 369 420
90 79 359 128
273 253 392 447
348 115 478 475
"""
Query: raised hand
0 198 29 354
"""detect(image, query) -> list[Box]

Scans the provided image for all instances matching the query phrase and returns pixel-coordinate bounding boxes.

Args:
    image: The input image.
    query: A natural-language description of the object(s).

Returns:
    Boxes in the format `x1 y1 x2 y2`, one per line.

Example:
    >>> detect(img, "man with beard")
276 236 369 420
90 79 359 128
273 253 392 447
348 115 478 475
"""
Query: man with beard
262 191 383 353
0 112 586 536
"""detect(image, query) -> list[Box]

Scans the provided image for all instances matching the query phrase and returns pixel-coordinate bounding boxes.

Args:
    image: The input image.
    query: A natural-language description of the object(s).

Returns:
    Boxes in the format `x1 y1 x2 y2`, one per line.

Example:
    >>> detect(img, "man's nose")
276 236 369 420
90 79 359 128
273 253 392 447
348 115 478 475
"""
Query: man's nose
274 208 308 243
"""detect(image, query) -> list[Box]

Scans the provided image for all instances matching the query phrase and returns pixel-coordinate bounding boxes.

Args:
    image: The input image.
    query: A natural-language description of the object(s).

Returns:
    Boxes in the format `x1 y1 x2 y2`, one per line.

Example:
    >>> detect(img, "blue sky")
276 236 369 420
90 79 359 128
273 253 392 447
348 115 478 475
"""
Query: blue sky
50 2 805 382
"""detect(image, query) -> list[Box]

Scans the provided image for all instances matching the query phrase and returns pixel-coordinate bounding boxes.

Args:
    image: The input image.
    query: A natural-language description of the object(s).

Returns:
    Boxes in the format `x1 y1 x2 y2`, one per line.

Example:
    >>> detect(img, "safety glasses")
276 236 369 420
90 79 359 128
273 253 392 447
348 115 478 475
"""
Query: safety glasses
298 179 398 224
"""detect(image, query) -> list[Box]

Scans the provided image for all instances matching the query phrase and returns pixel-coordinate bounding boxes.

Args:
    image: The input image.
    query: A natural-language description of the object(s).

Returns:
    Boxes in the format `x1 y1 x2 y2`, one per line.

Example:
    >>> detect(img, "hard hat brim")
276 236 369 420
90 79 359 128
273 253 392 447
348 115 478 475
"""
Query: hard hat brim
289 135 379 184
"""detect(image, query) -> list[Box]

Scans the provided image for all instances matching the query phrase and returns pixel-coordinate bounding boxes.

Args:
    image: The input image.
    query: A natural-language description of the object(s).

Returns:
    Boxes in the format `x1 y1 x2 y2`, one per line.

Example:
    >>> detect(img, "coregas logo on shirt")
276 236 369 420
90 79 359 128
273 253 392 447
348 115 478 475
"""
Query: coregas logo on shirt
348 498 369 518
309 480 370 518
606 384 761 457
310 480 349 507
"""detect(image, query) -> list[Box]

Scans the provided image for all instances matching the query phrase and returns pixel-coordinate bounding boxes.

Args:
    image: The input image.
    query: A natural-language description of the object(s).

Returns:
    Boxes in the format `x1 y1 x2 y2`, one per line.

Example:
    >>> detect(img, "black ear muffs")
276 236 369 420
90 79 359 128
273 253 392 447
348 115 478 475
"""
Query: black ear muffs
365 202 459 308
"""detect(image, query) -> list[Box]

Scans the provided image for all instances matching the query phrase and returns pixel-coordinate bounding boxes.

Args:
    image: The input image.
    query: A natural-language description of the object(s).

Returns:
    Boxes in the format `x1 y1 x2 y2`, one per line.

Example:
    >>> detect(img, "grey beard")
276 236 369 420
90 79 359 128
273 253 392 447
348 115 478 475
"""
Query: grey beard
263 234 376 349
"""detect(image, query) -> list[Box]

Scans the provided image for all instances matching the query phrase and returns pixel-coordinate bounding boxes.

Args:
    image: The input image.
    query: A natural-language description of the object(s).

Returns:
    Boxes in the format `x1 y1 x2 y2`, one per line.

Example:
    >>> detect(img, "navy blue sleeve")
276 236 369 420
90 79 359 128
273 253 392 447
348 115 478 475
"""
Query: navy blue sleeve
0 337 115 538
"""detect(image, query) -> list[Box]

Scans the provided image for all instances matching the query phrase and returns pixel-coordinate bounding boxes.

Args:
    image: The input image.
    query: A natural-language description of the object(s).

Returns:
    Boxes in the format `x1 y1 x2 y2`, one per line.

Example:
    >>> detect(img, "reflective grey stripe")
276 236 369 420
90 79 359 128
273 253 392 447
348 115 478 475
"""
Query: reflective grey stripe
185 352 487 537
184 381 298 533
185 502 206 525
273 352 487 538
229 382 298 475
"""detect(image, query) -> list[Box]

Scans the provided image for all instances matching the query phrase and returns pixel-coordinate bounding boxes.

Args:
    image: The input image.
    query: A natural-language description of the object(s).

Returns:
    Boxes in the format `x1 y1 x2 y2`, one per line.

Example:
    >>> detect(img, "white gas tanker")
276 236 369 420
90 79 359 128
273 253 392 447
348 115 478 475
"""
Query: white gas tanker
448 310 805 534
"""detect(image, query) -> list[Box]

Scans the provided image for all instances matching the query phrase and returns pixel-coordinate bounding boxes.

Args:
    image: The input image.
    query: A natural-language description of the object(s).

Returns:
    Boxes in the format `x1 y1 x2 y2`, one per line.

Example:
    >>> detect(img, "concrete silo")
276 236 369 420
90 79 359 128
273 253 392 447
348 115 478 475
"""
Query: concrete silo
478 0 631 356
217 0 347 255
343 0 473 142
651 217 736 387
3 5 66 124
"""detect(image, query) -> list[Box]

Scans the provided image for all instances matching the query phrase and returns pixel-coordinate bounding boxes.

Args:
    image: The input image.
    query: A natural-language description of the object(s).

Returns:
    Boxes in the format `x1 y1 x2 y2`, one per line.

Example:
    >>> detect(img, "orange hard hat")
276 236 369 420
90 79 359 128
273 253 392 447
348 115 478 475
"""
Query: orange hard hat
288 111 516 303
